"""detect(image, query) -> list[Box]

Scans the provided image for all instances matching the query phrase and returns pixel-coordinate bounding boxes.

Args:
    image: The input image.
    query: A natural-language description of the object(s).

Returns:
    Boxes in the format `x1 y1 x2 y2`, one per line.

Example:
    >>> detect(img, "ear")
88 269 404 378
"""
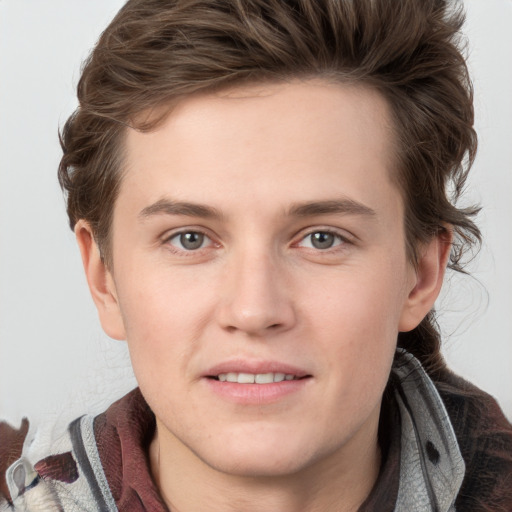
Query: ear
398 228 452 332
75 220 126 340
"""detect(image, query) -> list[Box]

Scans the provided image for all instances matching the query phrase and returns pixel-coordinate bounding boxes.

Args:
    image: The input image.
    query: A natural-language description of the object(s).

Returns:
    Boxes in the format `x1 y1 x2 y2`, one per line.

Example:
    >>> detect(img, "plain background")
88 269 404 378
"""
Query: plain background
1 0 511 428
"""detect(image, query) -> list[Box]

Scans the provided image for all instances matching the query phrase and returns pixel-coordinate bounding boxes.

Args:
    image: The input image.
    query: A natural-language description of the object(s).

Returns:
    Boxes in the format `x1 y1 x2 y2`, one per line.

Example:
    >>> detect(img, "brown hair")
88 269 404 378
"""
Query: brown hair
58 0 480 375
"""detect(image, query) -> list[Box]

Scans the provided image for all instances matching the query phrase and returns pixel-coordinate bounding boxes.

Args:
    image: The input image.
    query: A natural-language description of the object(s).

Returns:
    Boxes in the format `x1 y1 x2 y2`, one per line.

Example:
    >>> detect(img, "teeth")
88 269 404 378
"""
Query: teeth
216 372 298 383
238 373 255 384
255 373 273 384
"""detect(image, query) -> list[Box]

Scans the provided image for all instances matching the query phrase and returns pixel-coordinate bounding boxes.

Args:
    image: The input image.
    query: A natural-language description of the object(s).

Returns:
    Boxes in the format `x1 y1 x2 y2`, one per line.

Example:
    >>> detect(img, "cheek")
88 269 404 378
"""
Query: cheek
114 265 218 376
305 262 408 340
303 264 408 394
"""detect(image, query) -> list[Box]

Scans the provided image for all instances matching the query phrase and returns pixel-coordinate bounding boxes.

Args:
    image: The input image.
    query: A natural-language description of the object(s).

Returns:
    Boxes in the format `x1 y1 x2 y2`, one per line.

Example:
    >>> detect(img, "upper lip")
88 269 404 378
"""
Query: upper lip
204 360 311 378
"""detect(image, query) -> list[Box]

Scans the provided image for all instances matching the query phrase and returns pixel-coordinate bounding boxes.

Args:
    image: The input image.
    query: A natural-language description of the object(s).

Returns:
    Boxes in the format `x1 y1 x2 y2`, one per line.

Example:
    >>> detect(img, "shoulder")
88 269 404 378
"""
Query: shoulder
0 389 148 511
0 413 115 511
435 370 512 512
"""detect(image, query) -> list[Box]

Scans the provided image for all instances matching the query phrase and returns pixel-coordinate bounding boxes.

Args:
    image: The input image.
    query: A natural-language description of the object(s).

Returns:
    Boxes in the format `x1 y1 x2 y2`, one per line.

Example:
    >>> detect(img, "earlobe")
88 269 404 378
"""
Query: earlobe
398 228 453 332
74 220 126 340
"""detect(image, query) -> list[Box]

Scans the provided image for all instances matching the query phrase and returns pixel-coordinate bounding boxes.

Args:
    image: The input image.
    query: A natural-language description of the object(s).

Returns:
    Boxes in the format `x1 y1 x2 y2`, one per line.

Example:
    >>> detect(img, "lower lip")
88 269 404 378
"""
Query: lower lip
204 378 310 405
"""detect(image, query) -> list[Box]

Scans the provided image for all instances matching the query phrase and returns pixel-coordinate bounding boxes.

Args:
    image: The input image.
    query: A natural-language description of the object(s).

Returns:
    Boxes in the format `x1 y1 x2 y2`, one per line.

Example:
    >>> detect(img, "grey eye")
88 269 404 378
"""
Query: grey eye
298 231 343 250
310 232 336 249
171 231 207 250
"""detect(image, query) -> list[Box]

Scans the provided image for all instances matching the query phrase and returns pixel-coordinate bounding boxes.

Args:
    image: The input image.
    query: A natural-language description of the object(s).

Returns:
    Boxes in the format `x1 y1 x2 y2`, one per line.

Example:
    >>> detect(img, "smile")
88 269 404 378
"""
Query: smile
204 361 312 403
205 366 312 404
213 372 300 384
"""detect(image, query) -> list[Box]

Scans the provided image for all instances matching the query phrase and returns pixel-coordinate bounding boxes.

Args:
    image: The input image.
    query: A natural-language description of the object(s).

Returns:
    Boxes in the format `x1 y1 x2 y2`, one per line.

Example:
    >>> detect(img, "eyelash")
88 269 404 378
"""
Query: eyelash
163 227 351 255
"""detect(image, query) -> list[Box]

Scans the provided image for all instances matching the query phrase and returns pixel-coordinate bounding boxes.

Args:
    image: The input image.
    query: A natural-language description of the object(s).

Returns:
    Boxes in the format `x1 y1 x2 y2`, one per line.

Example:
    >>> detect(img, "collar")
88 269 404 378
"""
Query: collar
391 349 465 511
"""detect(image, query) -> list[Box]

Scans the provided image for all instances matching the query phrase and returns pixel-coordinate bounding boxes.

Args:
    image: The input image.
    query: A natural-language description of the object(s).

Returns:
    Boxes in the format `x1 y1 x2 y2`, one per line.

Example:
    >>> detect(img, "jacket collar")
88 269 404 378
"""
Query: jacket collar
392 349 465 512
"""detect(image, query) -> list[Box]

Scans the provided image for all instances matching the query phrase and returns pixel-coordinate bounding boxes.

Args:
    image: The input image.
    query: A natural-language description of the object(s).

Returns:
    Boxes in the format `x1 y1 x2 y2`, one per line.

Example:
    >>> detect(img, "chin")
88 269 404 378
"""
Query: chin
204 451 308 478
192 429 325 478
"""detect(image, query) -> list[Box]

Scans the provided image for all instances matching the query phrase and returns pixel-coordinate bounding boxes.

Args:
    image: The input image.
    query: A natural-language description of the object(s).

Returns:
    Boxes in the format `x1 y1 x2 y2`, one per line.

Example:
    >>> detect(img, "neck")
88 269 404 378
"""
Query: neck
150 418 381 512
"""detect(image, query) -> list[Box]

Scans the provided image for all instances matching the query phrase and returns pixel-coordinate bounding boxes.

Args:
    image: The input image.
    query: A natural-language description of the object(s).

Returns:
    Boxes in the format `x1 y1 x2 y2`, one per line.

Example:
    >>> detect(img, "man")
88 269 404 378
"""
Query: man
1 0 511 510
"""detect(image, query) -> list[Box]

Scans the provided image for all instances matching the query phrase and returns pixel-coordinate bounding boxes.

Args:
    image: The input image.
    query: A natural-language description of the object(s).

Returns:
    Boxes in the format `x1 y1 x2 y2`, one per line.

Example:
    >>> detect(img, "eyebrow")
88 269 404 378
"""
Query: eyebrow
139 197 376 221
139 199 223 220
287 199 377 218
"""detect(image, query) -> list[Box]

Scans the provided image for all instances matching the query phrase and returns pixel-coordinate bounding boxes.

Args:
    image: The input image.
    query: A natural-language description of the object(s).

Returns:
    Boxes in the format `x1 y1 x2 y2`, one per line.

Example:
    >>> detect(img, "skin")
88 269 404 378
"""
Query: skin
76 81 451 512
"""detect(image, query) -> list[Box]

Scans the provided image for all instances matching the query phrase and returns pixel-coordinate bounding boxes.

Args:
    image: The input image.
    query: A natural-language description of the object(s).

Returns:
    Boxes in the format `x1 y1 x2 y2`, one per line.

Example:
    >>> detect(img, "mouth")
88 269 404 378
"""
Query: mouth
208 372 308 384
203 361 312 403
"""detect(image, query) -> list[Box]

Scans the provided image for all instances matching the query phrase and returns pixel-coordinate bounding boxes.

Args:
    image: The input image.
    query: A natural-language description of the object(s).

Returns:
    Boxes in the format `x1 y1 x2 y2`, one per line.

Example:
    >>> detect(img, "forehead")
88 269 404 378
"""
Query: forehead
119 80 401 219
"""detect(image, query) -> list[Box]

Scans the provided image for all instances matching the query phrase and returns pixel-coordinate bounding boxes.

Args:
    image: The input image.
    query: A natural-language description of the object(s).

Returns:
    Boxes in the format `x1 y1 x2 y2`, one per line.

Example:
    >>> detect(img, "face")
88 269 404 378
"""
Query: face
90 81 427 477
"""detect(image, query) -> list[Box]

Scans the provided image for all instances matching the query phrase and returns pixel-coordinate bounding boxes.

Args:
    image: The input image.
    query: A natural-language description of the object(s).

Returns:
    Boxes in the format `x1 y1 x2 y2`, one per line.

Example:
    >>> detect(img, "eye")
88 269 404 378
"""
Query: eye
168 231 211 251
298 231 344 250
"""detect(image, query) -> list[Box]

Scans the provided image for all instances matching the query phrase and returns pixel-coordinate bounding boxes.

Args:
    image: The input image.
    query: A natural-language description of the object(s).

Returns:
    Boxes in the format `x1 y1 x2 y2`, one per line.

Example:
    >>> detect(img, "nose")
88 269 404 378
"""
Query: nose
217 250 296 336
